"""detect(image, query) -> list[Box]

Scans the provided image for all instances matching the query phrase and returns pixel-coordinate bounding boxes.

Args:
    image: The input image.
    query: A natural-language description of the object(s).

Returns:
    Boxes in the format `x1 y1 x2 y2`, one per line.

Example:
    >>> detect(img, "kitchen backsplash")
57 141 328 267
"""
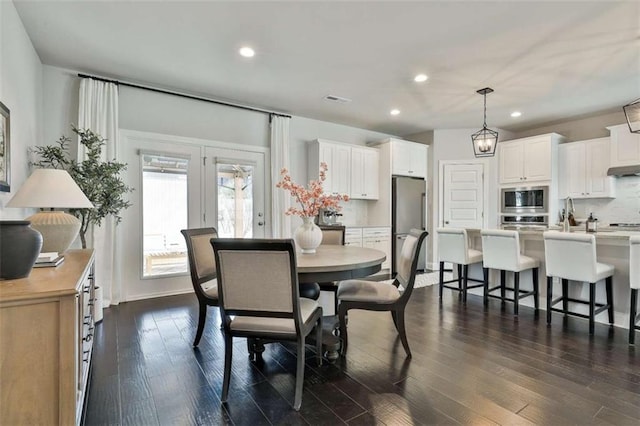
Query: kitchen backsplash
570 176 640 224
339 199 369 226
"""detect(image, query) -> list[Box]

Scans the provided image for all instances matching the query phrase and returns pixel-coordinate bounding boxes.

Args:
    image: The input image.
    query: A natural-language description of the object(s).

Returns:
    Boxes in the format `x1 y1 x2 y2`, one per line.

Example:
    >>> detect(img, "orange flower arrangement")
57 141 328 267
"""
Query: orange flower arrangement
276 162 349 218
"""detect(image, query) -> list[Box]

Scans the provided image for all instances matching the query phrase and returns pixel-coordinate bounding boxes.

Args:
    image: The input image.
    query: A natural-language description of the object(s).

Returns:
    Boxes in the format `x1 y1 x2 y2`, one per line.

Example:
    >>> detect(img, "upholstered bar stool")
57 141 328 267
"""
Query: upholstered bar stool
436 228 484 303
543 231 614 335
629 236 640 344
480 230 540 315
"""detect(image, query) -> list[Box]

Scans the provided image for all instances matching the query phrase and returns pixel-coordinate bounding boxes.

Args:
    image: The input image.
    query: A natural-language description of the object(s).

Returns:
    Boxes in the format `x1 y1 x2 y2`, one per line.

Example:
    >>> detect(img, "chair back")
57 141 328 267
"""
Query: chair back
437 228 470 264
630 236 640 290
211 239 303 330
181 228 218 298
396 229 428 301
481 229 521 271
543 231 597 282
320 225 345 245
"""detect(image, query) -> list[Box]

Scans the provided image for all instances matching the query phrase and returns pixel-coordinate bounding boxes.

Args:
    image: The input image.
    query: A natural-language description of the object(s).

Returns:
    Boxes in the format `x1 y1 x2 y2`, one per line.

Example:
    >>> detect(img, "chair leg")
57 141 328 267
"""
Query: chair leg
316 316 323 366
439 262 445 299
500 270 506 303
395 308 411 358
293 337 305 411
630 289 638 345
457 264 463 291
483 267 489 307
606 276 614 325
562 279 569 315
533 268 540 312
462 264 469 304
338 304 349 355
513 272 520 316
546 276 553 325
589 282 596 335
193 302 207 347
391 310 399 332
221 333 233 402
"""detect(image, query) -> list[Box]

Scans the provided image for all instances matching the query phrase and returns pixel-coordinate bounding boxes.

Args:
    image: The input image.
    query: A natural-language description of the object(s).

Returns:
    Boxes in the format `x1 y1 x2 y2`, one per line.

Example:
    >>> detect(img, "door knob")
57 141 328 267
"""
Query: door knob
258 221 264 226
445 221 450 224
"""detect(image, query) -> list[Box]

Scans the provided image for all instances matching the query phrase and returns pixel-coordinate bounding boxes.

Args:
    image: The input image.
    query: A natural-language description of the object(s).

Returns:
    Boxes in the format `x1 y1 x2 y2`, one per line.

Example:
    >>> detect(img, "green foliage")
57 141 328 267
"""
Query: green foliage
31 125 133 248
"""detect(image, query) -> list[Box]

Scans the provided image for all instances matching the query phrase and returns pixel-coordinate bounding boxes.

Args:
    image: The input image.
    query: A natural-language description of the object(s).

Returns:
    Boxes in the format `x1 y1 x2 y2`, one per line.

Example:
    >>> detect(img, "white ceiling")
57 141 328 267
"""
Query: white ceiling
14 1 640 136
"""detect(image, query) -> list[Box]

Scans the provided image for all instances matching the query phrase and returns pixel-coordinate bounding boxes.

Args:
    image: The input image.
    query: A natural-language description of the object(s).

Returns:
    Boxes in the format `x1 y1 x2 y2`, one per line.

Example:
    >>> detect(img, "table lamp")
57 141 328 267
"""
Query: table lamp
6 169 94 253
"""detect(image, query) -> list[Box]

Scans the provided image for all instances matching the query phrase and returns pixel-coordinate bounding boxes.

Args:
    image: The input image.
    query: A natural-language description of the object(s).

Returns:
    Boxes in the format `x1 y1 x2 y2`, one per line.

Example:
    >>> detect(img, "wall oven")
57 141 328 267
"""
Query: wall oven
500 214 548 229
501 186 548 214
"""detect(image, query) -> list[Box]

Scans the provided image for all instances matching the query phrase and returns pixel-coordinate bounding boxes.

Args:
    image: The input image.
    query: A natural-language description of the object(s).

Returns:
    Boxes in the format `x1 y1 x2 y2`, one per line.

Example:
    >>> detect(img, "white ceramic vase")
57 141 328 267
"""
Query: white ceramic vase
294 217 322 254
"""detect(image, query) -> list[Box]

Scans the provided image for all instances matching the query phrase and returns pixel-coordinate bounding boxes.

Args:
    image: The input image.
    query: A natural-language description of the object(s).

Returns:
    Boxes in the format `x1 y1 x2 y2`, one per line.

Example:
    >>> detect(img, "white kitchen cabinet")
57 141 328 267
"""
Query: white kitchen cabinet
390 139 428 178
345 227 363 247
608 123 640 167
309 139 351 196
350 146 379 200
362 227 391 270
499 133 563 184
559 138 615 199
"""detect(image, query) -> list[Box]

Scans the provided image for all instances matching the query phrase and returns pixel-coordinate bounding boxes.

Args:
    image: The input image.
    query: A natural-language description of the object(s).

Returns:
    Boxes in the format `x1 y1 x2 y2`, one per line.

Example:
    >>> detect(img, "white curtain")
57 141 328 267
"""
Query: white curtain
270 115 291 238
78 78 121 305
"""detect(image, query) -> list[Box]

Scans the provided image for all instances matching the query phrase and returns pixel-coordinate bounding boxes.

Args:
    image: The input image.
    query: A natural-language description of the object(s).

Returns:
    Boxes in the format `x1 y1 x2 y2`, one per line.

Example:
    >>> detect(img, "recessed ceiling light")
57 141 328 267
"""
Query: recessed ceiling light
239 47 255 58
511 111 522 118
390 109 401 116
414 74 428 83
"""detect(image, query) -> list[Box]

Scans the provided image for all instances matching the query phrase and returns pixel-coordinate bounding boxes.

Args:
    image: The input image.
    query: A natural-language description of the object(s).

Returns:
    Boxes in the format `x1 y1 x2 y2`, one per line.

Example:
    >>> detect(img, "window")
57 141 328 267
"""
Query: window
216 162 254 238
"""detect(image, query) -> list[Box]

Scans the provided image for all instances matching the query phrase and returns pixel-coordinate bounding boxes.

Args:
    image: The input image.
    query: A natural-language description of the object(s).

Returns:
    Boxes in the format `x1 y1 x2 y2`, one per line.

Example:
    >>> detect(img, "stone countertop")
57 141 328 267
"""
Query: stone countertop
465 228 639 244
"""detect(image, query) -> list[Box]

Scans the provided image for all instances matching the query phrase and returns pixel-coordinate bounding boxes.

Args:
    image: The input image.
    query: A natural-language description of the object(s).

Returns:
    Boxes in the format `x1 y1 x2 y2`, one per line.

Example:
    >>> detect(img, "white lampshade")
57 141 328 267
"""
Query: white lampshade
7 169 93 253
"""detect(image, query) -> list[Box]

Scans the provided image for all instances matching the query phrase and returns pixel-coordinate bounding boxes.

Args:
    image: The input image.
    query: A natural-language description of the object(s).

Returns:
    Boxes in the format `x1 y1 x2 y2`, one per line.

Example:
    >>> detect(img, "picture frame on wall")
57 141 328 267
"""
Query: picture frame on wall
0 101 9 192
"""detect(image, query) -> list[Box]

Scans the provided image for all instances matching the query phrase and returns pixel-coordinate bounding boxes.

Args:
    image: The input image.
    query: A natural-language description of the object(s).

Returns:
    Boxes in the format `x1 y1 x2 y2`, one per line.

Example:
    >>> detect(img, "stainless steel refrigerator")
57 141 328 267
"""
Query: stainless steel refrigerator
392 176 426 275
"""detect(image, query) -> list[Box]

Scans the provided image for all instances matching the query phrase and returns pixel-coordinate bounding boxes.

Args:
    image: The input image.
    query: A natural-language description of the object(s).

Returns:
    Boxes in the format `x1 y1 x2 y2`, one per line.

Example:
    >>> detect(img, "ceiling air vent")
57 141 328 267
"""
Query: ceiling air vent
324 95 352 104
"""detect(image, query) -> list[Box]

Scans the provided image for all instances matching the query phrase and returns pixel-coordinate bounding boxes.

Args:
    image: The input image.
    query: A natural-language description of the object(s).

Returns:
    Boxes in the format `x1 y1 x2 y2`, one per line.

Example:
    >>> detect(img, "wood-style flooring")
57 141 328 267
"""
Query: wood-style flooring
85 285 640 425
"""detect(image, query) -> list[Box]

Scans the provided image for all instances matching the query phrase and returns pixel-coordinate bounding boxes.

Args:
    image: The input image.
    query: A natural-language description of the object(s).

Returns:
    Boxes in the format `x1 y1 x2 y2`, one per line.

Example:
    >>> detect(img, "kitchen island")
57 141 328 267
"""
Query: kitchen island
462 228 636 330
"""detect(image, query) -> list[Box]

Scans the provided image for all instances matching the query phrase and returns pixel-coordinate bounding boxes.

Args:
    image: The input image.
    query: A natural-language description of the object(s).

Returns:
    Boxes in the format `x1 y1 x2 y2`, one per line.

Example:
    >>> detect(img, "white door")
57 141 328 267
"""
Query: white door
442 163 485 229
119 132 268 302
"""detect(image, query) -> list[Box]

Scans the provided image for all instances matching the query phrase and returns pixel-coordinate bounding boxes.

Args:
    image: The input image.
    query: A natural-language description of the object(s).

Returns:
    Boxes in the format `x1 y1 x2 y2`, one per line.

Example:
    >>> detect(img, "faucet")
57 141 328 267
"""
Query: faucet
563 196 575 232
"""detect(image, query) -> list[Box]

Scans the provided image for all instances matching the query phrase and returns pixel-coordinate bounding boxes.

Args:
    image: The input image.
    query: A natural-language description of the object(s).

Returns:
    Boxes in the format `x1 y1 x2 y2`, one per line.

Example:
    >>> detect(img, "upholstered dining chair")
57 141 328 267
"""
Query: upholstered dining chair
318 225 346 313
181 227 219 347
337 229 427 357
211 238 323 411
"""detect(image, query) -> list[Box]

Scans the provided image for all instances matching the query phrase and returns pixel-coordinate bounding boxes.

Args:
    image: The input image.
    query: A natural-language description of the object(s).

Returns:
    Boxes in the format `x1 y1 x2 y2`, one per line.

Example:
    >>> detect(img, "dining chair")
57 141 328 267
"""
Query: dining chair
211 238 323 411
337 229 427 357
318 225 346 314
180 227 219 347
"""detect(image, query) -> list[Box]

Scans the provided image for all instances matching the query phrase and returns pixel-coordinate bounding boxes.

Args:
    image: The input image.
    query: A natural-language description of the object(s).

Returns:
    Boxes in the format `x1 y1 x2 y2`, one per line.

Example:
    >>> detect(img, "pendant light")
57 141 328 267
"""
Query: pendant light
471 87 499 157
623 98 640 133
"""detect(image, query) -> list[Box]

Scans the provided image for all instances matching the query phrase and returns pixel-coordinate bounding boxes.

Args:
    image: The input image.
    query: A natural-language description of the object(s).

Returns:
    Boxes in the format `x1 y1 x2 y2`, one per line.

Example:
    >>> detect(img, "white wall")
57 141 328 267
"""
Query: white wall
0 1 43 219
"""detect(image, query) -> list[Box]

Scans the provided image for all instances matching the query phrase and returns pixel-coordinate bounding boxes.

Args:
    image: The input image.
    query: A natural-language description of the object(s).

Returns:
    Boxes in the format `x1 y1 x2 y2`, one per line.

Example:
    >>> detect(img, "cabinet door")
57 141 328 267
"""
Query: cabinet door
609 124 640 167
350 148 365 199
318 142 334 192
585 138 614 198
523 137 552 182
391 141 414 176
331 144 351 196
409 143 428 179
363 149 379 199
559 143 586 198
344 228 363 247
363 236 391 270
499 142 524 184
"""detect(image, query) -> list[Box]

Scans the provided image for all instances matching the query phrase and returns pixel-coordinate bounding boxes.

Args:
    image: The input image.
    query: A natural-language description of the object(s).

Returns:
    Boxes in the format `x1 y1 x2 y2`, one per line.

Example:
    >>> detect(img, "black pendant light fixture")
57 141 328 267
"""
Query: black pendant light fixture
471 87 499 157
623 98 640 133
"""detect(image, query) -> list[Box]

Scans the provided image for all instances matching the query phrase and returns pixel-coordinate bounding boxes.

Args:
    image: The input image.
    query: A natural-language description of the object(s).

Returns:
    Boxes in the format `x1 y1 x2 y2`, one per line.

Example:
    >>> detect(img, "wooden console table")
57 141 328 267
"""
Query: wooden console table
0 249 96 425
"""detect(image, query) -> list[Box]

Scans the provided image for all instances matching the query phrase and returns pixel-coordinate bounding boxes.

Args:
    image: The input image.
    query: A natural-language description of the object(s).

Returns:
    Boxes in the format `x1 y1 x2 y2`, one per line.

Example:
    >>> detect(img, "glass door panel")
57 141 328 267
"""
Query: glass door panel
216 163 254 238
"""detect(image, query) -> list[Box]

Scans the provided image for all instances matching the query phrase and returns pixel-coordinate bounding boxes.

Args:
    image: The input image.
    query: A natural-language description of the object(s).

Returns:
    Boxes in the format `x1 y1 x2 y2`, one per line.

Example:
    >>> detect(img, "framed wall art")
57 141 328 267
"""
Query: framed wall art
0 101 9 192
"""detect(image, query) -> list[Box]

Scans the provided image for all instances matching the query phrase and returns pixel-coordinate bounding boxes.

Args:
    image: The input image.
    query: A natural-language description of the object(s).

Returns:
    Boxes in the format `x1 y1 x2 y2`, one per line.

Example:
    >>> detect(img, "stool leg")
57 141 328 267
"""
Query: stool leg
500 270 506 303
605 276 614 325
589 282 596 335
457 264 463 291
546 276 553 325
630 289 638 345
439 262 445 299
533 268 539 312
562 279 569 315
483 267 489 306
513 272 520 316
462 264 469 304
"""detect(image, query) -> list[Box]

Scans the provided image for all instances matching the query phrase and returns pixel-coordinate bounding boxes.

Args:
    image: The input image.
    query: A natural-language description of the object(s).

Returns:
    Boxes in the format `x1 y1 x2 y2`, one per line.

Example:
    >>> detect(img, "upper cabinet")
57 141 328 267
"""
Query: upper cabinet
499 134 564 185
390 139 428 178
558 138 615 199
350 146 379 200
608 124 640 167
308 139 379 200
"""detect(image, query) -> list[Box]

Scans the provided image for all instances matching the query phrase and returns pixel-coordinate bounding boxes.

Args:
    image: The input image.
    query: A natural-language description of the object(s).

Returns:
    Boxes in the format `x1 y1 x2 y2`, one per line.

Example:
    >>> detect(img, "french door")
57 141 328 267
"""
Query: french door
119 131 268 302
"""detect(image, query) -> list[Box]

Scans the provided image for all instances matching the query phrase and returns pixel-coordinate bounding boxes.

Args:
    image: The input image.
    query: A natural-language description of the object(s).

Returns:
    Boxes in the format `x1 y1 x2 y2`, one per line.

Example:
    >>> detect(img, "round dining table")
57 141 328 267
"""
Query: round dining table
295 245 386 362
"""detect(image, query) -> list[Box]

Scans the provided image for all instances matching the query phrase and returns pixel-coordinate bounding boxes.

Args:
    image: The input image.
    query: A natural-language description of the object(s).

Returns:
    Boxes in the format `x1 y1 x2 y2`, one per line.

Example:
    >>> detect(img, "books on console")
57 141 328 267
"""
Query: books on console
34 252 64 268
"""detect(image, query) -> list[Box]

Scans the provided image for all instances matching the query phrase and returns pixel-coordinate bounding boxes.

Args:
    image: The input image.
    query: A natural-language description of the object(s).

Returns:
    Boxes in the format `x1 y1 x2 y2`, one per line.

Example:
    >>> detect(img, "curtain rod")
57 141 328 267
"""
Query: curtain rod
77 73 292 119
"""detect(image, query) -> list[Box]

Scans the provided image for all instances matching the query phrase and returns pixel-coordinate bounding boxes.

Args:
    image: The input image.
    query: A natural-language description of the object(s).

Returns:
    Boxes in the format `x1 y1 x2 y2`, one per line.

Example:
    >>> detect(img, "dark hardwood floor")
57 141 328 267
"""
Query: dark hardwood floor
85 285 640 425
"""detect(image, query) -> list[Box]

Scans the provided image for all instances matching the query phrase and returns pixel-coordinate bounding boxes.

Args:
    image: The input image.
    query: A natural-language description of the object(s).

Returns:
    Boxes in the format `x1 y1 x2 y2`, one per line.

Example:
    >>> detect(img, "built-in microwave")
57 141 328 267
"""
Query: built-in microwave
501 186 548 214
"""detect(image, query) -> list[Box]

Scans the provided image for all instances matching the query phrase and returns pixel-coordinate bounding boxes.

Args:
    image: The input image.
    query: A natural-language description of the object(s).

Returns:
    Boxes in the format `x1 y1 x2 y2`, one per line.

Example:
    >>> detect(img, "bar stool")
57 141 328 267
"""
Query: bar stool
436 228 484 303
629 236 640 344
480 230 540 315
543 231 614 335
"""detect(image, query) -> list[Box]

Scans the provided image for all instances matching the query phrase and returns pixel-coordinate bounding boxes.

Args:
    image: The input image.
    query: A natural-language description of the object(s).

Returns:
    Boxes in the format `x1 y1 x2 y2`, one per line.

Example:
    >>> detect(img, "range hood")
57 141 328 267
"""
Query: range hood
607 165 640 177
